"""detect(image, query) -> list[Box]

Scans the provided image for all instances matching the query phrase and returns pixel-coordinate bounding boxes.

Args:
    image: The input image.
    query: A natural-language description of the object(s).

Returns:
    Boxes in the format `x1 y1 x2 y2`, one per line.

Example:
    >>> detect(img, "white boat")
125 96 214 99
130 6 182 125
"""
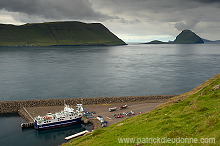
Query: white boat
33 104 84 130
109 107 117 112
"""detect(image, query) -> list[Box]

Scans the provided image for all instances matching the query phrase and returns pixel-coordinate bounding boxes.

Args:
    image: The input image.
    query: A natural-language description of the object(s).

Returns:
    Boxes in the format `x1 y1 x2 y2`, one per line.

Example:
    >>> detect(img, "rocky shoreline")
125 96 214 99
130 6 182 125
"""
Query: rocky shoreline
0 95 176 115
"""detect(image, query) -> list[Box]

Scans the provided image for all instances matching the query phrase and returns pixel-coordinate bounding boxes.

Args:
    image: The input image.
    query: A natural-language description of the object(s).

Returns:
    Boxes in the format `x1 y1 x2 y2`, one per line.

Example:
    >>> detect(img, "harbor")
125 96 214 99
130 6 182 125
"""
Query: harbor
17 98 172 130
0 95 175 143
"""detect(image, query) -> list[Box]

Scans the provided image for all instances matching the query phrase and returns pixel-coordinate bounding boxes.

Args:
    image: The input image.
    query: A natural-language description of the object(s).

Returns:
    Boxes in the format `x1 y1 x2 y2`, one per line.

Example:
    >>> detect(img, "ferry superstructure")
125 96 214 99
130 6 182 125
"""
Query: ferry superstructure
33 104 84 130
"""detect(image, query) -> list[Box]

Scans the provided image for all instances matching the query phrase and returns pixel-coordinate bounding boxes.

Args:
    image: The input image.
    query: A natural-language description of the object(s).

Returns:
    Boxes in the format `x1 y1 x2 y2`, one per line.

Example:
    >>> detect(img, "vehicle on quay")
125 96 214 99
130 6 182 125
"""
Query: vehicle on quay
120 104 128 109
109 107 117 112
115 115 123 118
96 116 107 127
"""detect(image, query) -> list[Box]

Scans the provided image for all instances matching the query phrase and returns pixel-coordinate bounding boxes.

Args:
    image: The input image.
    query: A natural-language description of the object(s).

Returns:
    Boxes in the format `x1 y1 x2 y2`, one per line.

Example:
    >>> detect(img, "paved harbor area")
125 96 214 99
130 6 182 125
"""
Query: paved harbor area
22 99 168 126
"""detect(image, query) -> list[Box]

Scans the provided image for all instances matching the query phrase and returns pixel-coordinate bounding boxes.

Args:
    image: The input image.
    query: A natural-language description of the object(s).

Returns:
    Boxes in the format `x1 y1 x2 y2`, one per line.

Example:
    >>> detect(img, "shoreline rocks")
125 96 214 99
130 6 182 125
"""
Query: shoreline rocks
0 95 176 115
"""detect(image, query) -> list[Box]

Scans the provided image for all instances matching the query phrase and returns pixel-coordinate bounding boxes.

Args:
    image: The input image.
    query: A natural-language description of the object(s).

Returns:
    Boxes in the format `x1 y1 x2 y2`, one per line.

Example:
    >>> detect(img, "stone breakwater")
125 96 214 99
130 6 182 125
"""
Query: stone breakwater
0 95 176 114
81 118 102 130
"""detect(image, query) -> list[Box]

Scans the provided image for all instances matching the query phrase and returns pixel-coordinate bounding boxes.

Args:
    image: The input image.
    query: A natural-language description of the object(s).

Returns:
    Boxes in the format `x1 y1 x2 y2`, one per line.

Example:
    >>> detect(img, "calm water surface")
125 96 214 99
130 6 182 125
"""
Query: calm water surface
0 115 92 146
0 44 220 146
0 44 219 101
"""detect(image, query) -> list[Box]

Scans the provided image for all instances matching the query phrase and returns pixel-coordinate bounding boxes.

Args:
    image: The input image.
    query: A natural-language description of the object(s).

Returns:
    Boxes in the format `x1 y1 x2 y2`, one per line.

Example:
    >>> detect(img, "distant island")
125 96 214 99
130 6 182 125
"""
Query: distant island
145 40 167 44
0 21 126 46
202 38 220 44
173 29 204 44
144 29 207 44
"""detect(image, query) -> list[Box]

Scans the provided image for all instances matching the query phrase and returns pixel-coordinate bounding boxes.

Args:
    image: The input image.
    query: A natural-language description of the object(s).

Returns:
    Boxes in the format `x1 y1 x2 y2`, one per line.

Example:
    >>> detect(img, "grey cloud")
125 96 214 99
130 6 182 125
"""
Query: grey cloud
116 18 140 24
0 0 110 21
93 0 218 12
194 0 220 3
0 0 220 41
93 0 220 26
1 0 219 23
174 18 201 31
92 0 218 23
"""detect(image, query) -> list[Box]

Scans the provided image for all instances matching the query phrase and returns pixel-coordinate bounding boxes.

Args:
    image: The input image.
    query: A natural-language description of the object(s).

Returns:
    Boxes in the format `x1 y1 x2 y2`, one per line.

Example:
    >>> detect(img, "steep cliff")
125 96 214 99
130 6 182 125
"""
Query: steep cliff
0 21 126 46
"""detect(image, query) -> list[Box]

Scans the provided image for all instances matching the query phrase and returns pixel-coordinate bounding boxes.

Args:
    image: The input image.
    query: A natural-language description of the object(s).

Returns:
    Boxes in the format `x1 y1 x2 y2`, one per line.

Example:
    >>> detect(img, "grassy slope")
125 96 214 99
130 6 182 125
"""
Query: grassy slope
0 21 126 46
63 73 220 146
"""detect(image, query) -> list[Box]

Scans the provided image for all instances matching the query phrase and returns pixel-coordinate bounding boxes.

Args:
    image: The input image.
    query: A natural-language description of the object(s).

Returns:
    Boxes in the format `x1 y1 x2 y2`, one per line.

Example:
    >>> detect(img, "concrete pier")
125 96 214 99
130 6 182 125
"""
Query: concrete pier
0 95 176 115
21 122 34 128
65 130 89 140
18 107 35 128
18 107 35 122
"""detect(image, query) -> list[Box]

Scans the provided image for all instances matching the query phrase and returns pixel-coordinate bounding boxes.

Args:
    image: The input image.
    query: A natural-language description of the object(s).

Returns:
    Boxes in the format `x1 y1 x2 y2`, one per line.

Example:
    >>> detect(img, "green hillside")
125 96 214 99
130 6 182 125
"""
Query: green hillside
173 29 204 44
0 21 126 46
64 73 220 145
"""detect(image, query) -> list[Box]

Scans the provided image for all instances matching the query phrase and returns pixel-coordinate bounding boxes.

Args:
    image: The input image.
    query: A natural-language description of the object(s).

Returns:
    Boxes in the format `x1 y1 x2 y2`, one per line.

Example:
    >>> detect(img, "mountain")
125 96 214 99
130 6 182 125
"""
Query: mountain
173 29 204 44
0 21 126 46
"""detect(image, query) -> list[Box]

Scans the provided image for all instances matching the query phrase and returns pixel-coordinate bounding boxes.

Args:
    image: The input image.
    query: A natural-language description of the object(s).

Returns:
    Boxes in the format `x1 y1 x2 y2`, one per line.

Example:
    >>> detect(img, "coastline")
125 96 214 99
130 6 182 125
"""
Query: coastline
0 95 176 115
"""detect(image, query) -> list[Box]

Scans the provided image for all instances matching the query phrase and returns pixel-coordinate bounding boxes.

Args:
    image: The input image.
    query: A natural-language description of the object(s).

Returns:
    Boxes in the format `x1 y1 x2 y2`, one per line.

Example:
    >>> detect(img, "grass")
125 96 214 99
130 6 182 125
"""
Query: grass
63 73 220 146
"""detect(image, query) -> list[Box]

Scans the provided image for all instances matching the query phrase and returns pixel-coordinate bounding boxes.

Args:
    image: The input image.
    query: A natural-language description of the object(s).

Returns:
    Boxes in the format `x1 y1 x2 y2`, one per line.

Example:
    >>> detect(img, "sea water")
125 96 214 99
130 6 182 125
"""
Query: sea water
0 44 220 145
0 115 92 146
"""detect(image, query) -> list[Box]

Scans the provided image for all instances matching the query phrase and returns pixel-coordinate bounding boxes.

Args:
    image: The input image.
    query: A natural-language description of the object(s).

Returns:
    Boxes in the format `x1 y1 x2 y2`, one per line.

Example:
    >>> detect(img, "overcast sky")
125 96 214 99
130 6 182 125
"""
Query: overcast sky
0 0 220 42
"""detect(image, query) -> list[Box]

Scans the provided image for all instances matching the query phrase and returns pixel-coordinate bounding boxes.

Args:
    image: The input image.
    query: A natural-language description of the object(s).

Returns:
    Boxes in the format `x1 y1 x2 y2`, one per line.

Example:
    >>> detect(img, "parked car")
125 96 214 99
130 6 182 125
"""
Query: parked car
120 104 128 109
84 112 92 116
91 111 96 114
115 115 123 118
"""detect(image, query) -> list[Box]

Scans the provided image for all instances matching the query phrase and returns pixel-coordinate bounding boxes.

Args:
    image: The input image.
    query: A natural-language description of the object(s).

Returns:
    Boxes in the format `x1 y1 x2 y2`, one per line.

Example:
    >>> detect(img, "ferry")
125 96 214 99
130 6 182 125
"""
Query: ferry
33 104 84 130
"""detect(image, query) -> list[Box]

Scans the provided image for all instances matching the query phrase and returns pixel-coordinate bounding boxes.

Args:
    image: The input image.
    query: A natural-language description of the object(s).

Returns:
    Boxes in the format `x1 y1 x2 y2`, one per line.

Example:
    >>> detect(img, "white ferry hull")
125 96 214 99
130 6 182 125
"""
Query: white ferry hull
34 117 82 130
